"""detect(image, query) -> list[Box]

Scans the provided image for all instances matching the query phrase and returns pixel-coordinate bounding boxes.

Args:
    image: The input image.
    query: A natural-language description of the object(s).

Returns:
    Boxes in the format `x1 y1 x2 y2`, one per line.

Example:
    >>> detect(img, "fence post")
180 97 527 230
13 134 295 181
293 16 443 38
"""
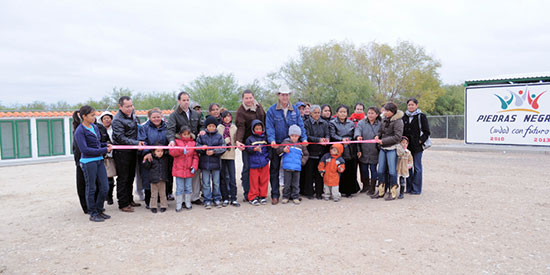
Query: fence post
446 116 449 139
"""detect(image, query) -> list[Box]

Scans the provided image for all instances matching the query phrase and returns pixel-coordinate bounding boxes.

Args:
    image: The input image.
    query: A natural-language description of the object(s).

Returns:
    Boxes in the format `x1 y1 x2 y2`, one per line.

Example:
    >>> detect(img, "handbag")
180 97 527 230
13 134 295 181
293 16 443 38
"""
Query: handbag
418 114 432 150
104 157 117 178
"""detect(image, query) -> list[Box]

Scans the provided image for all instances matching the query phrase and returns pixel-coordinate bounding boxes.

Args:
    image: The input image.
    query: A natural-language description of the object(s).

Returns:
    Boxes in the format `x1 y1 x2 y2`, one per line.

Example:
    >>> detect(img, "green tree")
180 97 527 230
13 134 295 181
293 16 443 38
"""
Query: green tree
355 41 444 112
183 74 241 111
277 41 374 108
431 84 465 115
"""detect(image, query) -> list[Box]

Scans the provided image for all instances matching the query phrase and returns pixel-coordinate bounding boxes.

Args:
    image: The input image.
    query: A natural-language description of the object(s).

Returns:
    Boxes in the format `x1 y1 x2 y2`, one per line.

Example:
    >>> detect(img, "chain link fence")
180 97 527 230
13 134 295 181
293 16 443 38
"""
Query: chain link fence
426 115 464 140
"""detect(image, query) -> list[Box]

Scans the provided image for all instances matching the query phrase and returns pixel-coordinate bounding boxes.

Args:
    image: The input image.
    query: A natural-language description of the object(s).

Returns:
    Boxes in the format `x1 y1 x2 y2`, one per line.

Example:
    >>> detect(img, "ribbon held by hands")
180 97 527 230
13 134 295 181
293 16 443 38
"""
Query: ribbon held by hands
110 139 378 151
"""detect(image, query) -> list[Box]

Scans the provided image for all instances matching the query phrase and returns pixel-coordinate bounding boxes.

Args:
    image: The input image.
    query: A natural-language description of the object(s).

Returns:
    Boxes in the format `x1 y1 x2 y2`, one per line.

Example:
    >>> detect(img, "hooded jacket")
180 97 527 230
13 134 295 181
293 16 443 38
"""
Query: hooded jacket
265 102 307 143
112 110 140 145
396 144 414 178
195 128 226 170
245 120 271 169
377 110 404 149
318 143 345 187
142 153 170 183
354 118 381 164
169 135 199 178
277 138 309 171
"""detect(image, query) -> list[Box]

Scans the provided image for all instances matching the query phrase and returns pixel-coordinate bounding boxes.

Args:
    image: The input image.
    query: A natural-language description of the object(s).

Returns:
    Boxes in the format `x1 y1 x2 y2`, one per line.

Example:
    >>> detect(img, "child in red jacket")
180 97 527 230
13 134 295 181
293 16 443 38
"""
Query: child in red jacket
169 126 199 212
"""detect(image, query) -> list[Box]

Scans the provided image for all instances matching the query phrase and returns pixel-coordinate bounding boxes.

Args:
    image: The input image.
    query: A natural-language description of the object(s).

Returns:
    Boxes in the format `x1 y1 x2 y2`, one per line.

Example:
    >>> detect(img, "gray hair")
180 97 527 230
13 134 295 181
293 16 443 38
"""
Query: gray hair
310 104 321 112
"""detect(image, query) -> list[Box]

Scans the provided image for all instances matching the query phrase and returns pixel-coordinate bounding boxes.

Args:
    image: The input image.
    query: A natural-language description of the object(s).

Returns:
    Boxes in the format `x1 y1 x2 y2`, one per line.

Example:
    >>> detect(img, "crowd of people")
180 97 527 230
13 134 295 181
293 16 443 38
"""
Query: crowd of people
72 87 431 222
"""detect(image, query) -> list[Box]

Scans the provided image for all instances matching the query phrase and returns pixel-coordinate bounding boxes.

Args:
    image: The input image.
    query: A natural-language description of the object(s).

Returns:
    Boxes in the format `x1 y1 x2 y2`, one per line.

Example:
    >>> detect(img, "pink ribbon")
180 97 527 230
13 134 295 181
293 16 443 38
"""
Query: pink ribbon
110 139 378 150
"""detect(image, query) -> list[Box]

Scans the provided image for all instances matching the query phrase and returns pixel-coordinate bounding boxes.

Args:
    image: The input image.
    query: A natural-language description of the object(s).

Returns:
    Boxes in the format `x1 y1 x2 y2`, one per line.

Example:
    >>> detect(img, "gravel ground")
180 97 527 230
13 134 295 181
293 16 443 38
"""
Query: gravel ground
1 143 549 274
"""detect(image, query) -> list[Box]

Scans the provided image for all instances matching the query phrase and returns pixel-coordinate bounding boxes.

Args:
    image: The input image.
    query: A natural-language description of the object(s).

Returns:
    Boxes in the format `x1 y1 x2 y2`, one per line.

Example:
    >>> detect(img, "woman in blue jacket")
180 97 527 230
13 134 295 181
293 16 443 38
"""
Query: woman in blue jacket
138 108 172 208
74 105 112 222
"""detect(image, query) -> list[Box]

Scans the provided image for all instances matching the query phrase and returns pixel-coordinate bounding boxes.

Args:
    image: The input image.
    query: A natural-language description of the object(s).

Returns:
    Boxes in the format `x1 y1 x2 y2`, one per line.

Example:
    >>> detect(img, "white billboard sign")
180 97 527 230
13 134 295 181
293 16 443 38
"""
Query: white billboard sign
465 83 550 146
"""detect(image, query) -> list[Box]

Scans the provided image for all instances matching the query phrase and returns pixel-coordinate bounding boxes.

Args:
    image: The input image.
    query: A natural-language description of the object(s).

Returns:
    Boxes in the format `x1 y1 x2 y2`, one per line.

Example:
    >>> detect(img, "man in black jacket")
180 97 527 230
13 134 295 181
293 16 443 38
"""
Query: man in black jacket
167 92 203 203
112 96 141 212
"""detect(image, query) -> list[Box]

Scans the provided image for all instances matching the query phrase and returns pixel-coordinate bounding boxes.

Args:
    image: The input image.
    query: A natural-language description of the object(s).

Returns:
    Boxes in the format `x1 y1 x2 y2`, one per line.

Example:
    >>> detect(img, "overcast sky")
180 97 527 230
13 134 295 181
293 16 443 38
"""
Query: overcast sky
0 0 548 105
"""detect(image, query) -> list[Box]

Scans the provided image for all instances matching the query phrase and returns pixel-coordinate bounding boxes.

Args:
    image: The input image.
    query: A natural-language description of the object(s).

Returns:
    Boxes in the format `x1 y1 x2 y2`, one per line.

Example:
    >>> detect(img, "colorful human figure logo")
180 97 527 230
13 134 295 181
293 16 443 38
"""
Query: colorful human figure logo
495 88 546 113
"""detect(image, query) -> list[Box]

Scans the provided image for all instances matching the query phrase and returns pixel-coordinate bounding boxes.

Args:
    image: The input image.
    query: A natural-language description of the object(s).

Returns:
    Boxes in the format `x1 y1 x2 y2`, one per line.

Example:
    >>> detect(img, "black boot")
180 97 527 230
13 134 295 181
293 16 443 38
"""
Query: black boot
367 179 376 196
107 180 115 205
360 178 370 193
398 185 405 199
144 189 151 209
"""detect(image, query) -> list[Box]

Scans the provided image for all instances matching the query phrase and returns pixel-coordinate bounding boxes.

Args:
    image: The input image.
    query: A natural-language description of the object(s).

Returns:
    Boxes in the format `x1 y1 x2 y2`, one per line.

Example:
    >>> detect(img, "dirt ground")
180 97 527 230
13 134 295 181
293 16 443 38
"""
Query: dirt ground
1 141 550 274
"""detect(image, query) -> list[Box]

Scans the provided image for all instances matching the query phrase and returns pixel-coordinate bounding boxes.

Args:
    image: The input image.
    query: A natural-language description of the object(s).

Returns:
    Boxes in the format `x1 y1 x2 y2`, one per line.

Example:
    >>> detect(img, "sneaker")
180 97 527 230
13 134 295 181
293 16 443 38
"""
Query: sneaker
214 201 222 208
99 212 111 220
281 198 289 204
176 207 183 212
231 200 241 207
292 199 301 205
333 198 340 202
167 194 175 201
323 196 330 201
160 208 167 213
250 198 260 206
204 202 212 209
259 198 267 205
222 200 229 207
89 215 105 222
151 208 158 213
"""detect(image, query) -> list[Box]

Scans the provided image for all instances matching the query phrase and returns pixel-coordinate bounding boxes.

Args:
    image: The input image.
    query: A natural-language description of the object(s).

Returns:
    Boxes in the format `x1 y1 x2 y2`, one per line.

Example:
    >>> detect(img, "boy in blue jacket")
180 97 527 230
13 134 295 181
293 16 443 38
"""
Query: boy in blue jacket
245 120 271 206
276 125 309 204
196 116 226 209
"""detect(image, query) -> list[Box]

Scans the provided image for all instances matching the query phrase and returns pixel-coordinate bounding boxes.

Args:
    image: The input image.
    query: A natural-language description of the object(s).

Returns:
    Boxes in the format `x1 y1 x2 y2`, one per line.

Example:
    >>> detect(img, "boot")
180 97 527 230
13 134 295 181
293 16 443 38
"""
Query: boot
398 185 405 199
370 183 384 199
385 185 398 200
367 179 376 196
360 178 370 193
144 189 151 209
175 195 183 212
107 182 114 205
184 194 192 210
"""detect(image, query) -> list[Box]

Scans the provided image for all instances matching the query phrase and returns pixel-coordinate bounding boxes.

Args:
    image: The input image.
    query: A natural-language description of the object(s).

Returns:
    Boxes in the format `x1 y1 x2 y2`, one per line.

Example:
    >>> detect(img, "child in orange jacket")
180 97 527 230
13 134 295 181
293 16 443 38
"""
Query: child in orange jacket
318 143 346 202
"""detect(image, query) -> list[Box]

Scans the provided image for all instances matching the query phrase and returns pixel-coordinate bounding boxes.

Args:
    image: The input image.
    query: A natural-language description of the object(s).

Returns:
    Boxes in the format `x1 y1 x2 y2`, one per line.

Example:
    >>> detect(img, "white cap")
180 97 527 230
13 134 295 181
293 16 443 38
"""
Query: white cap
276 84 291 94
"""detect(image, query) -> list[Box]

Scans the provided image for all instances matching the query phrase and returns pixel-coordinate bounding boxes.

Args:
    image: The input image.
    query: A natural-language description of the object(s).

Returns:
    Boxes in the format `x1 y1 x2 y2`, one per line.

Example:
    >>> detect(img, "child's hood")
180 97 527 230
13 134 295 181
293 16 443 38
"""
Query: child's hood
250 119 265 135
330 143 343 158
175 133 196 141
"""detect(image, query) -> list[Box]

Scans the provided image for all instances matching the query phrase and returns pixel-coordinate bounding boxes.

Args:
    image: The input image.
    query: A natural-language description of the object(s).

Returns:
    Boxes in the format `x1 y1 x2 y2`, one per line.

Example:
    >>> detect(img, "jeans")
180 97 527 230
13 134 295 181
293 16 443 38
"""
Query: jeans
407 151 423 194
283 170 300 200
269 150 281 199
360 162 378 181
175 177 193 195
201 169 221 203
377 149 397 187
241 150 250 199
220 159 237 201
80 160 109 217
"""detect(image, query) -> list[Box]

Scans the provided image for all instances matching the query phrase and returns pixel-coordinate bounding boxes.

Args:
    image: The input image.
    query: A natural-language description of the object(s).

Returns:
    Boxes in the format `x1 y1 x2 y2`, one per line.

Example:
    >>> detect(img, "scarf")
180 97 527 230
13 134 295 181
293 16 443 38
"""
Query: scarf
405 109 422 117
222 122 232 146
